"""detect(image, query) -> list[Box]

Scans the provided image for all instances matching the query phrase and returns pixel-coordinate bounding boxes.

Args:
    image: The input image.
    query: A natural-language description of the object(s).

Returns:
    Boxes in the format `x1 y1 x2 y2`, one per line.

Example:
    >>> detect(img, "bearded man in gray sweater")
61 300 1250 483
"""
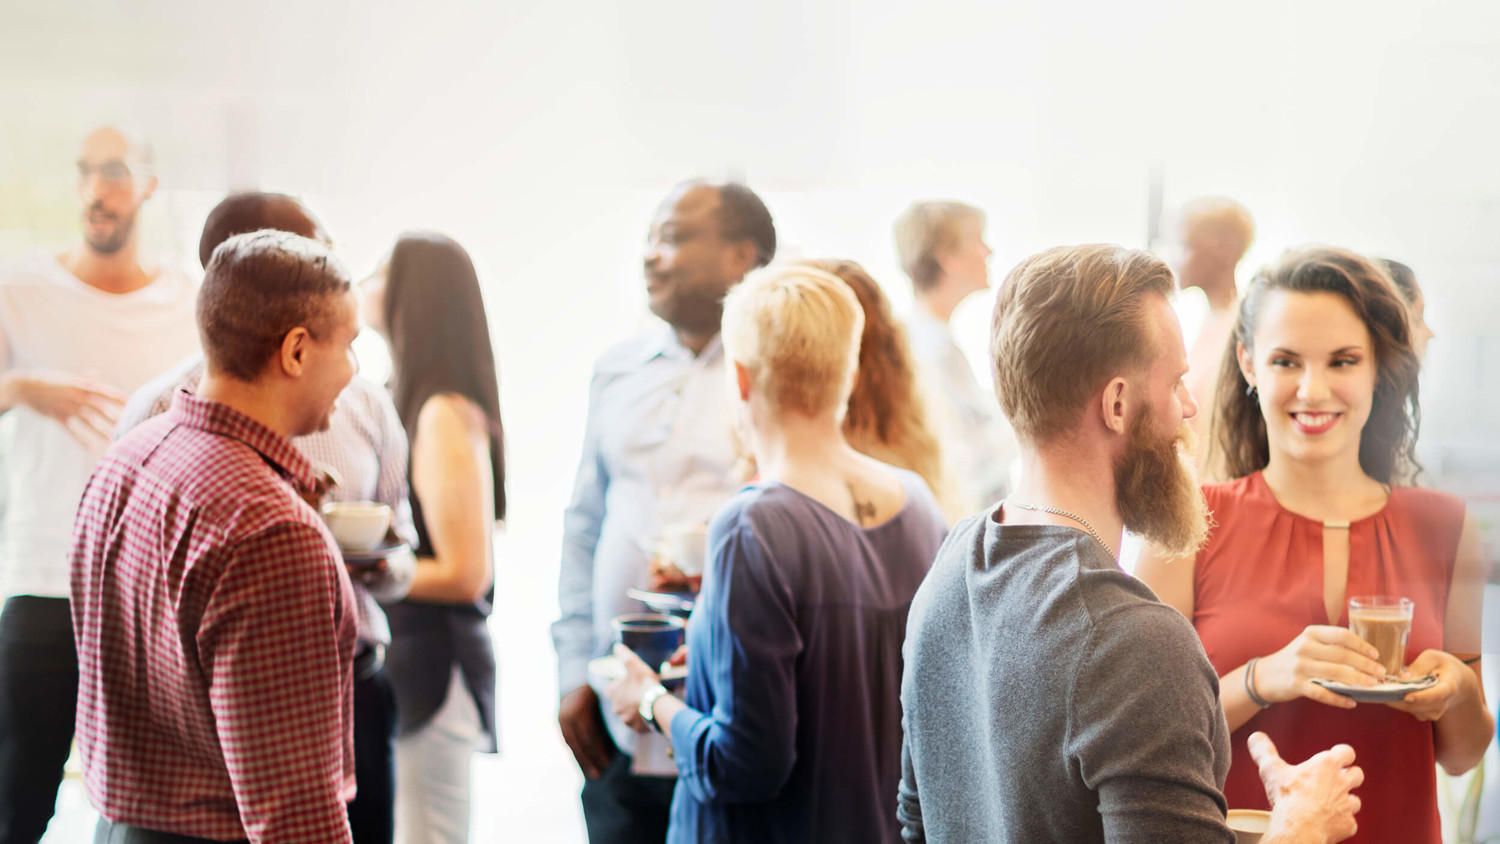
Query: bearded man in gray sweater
898 244 1362 844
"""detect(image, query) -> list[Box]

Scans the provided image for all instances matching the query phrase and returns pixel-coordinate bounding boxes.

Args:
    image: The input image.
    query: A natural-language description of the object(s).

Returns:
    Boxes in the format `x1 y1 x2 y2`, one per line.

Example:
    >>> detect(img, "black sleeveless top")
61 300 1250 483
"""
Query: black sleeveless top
382 479 498 751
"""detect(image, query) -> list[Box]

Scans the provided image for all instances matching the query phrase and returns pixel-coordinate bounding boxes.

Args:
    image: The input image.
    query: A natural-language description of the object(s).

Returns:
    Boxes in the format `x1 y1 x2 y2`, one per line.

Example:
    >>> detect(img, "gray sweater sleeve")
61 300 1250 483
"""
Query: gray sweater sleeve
897 709 924 842
1066 603 1235 844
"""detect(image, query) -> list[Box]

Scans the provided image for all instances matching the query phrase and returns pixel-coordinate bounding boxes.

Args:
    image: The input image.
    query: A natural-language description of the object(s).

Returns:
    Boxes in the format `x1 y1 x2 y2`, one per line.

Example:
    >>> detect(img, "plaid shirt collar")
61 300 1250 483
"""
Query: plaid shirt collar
167 389 318 494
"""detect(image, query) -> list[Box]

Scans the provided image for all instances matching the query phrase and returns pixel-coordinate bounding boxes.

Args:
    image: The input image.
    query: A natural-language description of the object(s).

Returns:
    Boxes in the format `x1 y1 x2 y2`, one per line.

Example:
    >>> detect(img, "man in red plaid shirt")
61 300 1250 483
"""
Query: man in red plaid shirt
70 230 362 843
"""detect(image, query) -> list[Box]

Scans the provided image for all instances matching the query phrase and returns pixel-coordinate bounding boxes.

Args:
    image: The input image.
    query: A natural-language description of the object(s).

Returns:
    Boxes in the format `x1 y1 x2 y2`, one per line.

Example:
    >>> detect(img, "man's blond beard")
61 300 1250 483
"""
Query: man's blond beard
1115 411 1214 559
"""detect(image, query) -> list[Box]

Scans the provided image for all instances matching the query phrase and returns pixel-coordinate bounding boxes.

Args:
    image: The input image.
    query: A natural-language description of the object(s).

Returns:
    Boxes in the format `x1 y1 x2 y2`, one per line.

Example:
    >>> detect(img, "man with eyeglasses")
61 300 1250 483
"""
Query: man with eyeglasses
0 124 199 842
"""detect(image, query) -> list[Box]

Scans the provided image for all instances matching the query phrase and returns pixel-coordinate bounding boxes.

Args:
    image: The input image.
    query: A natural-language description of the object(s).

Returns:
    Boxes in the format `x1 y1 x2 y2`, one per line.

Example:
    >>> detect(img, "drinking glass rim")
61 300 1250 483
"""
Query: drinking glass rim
612 613 686 632
1347 595 1414 610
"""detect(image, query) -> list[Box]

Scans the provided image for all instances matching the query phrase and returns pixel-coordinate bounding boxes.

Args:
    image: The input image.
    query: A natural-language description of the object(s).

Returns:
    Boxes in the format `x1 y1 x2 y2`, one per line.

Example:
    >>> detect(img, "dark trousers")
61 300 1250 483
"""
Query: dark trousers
94 818 246 844
0 596 77 844
348 665 398 844
580 736 676 844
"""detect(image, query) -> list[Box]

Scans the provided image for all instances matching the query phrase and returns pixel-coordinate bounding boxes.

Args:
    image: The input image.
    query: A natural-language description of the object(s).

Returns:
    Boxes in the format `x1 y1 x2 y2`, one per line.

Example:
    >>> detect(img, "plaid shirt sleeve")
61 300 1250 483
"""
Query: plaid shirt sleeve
197 521 355 844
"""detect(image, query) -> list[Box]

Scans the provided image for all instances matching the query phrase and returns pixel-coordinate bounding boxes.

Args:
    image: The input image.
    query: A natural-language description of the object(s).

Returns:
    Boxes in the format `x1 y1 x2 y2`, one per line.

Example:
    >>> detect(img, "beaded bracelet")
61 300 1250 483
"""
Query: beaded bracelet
1245 657 1272 708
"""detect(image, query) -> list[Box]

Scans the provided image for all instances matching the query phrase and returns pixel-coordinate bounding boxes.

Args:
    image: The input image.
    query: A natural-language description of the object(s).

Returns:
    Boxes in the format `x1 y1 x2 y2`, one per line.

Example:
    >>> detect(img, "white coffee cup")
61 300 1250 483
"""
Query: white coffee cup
321 501 392 551
1226 809 1271 844
660 523 708 577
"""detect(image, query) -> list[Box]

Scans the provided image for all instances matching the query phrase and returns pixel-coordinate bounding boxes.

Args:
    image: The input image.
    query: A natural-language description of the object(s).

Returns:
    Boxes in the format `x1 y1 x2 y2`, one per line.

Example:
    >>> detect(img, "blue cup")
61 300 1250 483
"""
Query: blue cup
612 613 686 672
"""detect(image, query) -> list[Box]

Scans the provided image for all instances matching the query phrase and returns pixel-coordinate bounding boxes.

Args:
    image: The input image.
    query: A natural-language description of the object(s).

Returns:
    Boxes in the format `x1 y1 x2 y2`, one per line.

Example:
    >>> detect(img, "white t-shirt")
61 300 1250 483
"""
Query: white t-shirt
906 307 1018 519
0 256 199 598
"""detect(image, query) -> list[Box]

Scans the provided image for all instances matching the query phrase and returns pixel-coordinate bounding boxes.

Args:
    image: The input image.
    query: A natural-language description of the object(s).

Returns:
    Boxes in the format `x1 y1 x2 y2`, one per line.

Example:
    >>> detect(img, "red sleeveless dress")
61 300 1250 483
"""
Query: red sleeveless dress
1193 472 1467 844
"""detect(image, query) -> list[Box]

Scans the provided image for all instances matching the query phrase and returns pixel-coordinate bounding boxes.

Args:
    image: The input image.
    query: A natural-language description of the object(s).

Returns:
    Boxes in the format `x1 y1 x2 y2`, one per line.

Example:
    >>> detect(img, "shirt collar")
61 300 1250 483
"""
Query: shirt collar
640 325 724 365
906 305 949 335
167 390 319 493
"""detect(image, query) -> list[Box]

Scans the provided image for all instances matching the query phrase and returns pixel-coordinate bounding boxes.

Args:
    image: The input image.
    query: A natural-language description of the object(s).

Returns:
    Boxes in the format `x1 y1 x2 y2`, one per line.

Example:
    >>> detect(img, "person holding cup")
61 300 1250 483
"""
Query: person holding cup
361 232 506 844
115 191 417 843
1138 246 1491 842
605 265 948 843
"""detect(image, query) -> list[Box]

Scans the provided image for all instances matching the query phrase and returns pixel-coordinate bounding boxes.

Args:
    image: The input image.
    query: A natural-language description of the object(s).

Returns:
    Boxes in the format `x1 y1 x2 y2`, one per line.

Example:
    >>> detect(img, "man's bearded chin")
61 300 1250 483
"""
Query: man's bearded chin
1114 408 1212 558
83 206 136 256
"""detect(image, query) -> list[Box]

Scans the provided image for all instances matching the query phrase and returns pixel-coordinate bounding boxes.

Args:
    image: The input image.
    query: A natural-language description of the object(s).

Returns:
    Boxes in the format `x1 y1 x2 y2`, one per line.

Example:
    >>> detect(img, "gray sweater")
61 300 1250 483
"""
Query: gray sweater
898 512 1234 843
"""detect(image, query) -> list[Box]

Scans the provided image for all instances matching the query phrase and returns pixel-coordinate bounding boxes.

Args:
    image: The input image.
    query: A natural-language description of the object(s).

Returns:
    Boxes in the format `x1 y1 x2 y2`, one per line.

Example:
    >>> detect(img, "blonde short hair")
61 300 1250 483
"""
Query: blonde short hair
893 200 986 291
1178 196 1255 259
721 265 865 417
991 244 1175 446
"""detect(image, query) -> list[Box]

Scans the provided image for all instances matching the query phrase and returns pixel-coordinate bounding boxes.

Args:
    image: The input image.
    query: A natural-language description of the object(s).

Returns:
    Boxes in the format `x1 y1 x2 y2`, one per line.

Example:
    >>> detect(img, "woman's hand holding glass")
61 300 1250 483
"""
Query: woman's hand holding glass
605 644 689 734
1256 625 1388 709
1385 650 1478 722
606 644 661 733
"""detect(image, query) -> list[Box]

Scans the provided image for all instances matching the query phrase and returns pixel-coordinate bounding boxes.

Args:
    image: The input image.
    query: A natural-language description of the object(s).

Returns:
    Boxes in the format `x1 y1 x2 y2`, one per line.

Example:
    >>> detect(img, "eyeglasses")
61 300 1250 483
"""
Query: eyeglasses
76 160 139 184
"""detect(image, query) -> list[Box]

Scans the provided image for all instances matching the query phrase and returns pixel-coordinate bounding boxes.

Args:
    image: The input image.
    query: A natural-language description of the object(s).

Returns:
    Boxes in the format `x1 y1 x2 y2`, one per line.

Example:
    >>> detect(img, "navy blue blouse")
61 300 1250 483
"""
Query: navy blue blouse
666 469 948 843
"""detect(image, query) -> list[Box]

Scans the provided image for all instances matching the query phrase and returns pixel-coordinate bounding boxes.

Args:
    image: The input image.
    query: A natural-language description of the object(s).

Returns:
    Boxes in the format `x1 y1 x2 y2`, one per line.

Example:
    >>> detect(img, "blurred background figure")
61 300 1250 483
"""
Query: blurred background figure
604 264 948 843
117 191 416 844
0 125 200 843
1167 195 1255 477
1379 258 1436 362
362 232 507 844
1138 246 1491 844
894 200 1016 516
799 258 953 519
553 181 774 844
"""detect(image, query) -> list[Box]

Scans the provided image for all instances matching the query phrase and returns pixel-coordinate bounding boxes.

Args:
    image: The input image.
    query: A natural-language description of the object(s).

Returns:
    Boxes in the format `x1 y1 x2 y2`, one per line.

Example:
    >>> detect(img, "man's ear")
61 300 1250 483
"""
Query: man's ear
1100 377 1130 436
279 327 312 377
726 240 759 279
138 172 159 203
733 360 753 402
933 246 956 282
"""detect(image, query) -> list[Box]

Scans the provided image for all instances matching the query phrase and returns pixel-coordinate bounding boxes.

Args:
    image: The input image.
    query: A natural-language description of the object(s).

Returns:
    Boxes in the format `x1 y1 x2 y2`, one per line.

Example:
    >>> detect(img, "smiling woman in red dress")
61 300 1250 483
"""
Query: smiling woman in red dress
1138 246 1490 843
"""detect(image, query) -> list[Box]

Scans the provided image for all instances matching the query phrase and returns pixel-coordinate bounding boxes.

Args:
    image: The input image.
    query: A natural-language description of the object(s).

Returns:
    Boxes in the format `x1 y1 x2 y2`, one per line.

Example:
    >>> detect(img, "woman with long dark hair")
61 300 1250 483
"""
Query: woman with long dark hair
1137 246 1489 842
361 232 505 844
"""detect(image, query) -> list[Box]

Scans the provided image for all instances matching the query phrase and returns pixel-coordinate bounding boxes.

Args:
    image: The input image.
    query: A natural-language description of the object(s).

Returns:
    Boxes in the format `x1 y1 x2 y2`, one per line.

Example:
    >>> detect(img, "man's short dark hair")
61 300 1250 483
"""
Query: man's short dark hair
197 230 351 381
198 192 324 268
714 183 777 269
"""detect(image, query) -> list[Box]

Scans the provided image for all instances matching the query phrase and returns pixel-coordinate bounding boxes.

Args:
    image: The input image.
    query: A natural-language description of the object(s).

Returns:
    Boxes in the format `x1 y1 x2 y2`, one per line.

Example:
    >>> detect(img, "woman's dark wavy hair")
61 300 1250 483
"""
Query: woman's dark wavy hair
385 231 506 520
1212 245 1420 485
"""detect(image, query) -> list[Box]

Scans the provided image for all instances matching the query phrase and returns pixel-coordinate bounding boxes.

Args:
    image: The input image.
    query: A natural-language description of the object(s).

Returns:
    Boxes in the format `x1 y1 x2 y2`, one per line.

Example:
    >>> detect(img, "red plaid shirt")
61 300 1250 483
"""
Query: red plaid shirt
70 392 357 843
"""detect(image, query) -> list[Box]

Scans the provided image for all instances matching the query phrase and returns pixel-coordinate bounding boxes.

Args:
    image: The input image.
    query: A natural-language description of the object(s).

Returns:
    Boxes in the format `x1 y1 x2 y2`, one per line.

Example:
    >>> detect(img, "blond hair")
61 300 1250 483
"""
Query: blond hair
722 265 865 417
893 200 986 291
990 244 1176 446
1178 196 1255 260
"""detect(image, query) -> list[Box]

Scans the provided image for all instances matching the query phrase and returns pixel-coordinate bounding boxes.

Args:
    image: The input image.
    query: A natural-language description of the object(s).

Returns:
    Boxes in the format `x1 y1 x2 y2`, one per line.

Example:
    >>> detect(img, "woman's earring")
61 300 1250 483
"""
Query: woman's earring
1245 384 1259 400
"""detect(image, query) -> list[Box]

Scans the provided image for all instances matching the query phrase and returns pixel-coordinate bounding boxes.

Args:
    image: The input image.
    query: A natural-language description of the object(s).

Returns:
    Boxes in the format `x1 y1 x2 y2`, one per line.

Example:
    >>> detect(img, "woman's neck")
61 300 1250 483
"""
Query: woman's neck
1261 450 1387 520
752 411 851 484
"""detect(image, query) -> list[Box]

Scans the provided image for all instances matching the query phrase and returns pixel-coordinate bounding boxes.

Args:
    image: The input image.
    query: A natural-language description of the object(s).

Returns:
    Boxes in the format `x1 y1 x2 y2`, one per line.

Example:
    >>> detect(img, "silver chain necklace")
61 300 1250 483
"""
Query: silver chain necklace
1005 499 1114 557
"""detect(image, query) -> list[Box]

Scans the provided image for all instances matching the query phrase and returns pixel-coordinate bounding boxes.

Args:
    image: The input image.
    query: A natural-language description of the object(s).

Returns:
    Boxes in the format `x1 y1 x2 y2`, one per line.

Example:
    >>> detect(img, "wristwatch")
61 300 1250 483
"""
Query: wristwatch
640 683 671 733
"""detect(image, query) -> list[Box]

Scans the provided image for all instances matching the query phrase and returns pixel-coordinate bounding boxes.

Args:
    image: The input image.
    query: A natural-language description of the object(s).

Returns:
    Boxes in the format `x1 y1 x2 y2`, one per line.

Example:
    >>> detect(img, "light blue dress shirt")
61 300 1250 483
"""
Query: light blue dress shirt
553 327 741 755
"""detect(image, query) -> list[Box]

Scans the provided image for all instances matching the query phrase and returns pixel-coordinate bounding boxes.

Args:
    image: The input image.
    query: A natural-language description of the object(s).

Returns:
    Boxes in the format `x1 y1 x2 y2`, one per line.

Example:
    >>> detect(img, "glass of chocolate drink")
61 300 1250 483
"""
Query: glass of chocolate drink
1347 596 1414 680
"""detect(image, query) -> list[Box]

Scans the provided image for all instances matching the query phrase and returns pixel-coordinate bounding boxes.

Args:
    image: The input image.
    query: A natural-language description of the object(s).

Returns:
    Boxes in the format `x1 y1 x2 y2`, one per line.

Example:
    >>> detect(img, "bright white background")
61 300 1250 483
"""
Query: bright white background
3 1 1499 840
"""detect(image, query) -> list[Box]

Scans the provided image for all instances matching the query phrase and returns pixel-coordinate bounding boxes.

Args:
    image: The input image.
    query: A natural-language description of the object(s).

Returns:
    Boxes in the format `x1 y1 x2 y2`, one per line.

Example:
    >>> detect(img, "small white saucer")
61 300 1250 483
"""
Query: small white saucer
1311 674 1437 703
340 539 409 568
589 654 688 684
